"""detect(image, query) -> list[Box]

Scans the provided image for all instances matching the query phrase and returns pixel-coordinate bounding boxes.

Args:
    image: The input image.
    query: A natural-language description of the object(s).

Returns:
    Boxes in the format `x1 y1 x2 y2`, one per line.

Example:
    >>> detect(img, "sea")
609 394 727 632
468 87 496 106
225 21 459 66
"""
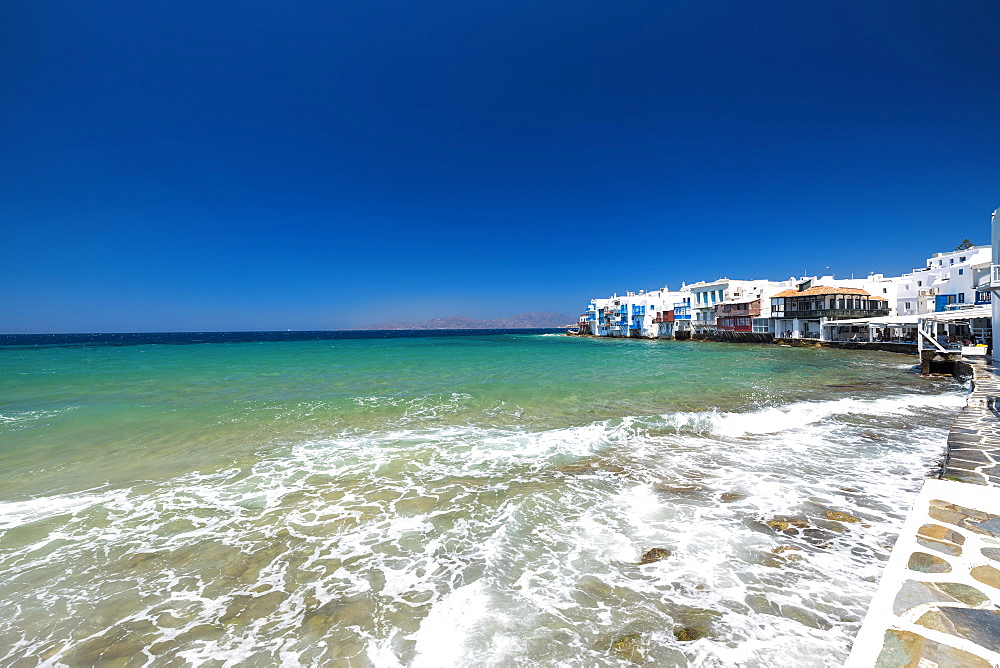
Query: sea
0 330 967 666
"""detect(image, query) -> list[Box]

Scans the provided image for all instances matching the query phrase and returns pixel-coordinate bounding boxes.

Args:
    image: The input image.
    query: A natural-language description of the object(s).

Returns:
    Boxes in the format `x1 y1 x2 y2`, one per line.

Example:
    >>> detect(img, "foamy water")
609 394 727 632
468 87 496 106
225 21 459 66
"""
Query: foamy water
0 335 964 666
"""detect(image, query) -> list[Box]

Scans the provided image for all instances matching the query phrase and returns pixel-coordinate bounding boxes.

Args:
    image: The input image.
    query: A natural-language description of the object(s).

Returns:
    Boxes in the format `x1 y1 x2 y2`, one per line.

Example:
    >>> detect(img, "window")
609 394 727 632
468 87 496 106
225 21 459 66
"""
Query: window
918 281 922 287
960 256 967 261
905 302 911 309
958 269 964 276
958 293 965 303
883 288 887 293
950 259 954 265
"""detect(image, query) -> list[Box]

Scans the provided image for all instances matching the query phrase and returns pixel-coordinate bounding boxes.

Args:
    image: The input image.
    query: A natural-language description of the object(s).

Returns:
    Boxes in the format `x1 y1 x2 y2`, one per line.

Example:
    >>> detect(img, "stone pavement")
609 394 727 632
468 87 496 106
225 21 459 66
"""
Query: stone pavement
847 481 1000 666
848 363 1000 667
944 361 1000 486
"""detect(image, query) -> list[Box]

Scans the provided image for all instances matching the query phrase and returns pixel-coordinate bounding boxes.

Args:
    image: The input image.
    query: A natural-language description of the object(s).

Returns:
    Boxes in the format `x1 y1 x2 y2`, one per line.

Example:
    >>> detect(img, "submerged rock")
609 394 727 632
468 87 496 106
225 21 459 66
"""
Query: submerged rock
638 548 672 564
763 516 810 534
772 545 803 562
674 626 707 642
824 510 862 523
609 633 643 662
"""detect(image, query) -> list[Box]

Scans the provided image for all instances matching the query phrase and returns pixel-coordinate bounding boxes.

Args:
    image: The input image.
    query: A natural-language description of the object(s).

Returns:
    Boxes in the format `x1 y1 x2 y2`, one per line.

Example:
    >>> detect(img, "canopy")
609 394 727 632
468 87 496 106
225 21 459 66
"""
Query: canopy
918 306 992 322
822 314 922 327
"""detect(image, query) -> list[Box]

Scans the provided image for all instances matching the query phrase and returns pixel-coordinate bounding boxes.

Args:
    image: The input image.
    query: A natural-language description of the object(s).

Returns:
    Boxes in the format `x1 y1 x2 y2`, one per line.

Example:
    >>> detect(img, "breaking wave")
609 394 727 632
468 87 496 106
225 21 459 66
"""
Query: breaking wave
0 386 965 666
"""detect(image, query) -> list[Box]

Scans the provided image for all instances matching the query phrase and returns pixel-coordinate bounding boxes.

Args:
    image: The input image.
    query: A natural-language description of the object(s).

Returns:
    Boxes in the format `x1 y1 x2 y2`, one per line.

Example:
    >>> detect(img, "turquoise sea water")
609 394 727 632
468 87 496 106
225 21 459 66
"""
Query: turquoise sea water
0 333 966 666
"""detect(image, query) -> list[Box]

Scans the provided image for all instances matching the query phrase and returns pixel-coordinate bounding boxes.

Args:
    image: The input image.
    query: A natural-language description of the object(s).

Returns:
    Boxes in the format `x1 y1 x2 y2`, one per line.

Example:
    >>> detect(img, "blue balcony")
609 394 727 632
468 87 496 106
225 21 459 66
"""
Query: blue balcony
615 305 628 314
632 305 646 315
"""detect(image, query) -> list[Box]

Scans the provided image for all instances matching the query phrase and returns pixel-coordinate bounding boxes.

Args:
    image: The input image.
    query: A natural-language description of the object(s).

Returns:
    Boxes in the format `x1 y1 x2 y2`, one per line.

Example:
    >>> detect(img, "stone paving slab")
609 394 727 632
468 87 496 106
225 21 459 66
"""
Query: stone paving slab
943 362 1000 486
847 479 1000 667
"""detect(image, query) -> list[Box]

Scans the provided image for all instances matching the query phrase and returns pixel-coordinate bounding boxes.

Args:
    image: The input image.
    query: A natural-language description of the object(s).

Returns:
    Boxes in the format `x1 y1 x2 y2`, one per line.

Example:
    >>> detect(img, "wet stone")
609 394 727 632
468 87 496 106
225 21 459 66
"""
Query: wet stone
907 551 952 573
916 607 1000 651
892 580 947 616
935 582 992 607
824 510 862 523
638 548 672 565
875 629 993 668
609 633 643 662
763 516 809 534
969 515 1000 537
917 523 965 545
915 535 962 557
779 604 831 630
720 492 746 503
950 450 992 464
929 500 1000 536
981 547 1000 562
674 626 707 642
971 564 1000 589
875 629 925 667
745 594 781 616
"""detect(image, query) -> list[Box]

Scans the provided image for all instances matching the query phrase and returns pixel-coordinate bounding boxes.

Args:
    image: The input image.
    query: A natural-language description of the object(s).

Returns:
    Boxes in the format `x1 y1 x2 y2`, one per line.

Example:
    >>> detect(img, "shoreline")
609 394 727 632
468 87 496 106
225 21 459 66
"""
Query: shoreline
848 361 1000 665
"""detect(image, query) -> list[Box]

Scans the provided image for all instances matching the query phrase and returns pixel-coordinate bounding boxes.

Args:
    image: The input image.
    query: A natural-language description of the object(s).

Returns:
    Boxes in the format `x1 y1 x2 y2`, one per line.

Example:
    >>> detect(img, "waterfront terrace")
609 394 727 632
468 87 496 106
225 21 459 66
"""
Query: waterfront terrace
771 285 889 340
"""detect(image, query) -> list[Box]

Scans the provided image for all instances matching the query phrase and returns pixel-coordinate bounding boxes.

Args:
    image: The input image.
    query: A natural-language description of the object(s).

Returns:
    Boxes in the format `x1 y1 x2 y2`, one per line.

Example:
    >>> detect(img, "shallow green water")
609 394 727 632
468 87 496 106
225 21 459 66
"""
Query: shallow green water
0 334 965 666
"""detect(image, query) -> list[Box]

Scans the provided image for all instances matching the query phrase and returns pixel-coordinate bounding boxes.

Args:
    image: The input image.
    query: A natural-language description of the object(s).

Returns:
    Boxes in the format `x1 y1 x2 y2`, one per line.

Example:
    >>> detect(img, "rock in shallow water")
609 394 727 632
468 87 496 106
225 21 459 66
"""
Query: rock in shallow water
609 633 643 662
674 626 707 641
638 548 672 564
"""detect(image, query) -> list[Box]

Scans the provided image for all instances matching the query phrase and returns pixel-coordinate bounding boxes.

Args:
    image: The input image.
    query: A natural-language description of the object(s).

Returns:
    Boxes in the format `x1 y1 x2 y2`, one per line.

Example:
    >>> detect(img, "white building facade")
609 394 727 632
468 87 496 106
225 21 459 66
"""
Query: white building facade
896 246 992 317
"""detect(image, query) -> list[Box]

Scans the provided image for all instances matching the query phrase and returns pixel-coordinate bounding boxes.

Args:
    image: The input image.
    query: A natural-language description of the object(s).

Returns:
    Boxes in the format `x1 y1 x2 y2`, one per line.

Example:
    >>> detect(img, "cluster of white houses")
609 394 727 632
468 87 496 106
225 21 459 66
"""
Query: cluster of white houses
576 243 996 353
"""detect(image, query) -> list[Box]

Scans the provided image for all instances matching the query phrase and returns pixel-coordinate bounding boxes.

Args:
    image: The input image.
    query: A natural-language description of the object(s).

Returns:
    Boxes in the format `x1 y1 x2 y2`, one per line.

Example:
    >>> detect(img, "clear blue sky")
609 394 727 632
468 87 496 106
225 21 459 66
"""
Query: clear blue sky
2 1 998 332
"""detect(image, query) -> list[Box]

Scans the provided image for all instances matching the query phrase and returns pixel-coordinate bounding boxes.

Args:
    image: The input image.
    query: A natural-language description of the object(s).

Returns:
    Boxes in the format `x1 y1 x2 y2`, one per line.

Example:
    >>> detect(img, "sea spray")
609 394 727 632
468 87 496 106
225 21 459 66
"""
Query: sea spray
0 334 964 665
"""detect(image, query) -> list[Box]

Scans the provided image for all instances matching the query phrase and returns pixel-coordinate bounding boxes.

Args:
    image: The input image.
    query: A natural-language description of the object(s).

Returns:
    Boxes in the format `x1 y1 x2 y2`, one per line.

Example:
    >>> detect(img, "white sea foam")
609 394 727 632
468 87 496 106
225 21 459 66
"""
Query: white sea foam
0 490 119 530
0 386 966 666
660 391 965 438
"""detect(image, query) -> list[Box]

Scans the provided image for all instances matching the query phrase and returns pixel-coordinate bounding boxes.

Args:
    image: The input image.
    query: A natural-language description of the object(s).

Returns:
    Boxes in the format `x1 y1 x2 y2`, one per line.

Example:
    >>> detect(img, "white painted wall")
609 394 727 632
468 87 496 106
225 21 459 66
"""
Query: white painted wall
895 246 991 316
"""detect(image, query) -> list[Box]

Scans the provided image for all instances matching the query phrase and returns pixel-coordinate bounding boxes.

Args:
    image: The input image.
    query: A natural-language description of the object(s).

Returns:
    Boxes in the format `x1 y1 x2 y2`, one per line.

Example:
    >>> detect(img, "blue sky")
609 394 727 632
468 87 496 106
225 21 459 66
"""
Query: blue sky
2 1 998 332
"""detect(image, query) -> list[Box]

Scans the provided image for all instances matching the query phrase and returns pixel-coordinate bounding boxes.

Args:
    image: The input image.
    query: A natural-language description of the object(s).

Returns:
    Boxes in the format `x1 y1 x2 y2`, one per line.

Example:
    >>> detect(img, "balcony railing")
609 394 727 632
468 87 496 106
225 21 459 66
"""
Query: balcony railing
779 308 891 319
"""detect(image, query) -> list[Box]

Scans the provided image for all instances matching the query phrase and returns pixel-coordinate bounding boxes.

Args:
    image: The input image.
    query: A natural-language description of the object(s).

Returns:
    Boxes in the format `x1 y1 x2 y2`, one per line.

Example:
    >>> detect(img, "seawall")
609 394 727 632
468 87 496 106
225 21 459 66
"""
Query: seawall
847 361 1000 666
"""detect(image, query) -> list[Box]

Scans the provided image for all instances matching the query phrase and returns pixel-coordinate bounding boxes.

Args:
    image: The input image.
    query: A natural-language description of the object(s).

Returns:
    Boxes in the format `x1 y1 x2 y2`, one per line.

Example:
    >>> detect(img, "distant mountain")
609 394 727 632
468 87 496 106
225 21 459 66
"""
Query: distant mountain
360 311 576 330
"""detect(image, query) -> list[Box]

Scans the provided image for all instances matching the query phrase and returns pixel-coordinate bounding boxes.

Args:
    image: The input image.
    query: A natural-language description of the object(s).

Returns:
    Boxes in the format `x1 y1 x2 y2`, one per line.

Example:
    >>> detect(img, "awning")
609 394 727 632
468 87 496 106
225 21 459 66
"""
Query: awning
822 314 922 327
919 306 992 322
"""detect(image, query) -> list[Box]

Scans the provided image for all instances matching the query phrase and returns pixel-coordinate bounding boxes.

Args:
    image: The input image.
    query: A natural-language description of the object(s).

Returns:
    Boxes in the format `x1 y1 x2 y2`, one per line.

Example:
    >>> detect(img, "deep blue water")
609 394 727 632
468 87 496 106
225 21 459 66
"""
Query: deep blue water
0 328 566 348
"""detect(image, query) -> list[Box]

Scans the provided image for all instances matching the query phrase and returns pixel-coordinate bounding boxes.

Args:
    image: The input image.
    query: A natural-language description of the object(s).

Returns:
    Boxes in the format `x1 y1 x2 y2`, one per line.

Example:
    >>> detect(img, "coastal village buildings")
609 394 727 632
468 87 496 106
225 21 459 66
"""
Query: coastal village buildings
688 279 802 334
581 275 901 341
578 230 1000 352
771 282 890 340
579 287 686 338
896 246 992 316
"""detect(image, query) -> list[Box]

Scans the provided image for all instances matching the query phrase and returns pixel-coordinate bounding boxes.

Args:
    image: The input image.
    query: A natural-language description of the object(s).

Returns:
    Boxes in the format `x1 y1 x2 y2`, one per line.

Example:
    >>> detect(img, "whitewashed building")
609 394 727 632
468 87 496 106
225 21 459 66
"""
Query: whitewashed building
687 279 789 334
896 246 992 316
770 279 891 339
579 287 687 338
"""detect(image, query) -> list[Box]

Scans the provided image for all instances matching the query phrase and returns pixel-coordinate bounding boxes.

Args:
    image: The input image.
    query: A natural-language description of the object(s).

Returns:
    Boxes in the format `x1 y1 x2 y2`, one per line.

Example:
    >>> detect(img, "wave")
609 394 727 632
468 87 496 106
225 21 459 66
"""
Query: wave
0 386 966 666
664 391 966 439
0 490 120 531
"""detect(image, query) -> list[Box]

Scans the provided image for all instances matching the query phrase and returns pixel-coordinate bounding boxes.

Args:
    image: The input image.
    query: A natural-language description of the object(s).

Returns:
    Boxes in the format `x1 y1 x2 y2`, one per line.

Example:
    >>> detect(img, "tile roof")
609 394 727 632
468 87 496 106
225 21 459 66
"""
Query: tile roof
771 286 886 299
